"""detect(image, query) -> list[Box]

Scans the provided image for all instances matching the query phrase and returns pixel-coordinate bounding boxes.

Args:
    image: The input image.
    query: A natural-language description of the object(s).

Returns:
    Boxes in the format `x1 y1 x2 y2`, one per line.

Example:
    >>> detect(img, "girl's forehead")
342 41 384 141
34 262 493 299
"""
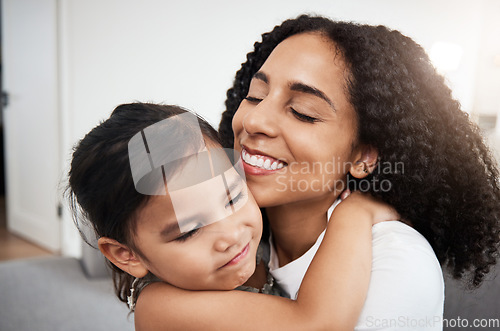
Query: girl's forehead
166 148 235 191
168 165 247 233
128 112 207 196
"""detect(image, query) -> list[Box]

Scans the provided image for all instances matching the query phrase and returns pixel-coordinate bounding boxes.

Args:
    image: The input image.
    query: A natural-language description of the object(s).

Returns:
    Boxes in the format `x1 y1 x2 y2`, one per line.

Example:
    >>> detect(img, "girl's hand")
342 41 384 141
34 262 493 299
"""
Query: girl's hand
339 188 352 201
338 190 400 225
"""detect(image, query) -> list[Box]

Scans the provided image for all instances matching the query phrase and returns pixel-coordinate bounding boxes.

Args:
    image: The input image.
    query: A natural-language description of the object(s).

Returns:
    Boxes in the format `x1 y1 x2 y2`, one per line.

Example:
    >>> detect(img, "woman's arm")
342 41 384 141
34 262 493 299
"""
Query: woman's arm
135 193 397 330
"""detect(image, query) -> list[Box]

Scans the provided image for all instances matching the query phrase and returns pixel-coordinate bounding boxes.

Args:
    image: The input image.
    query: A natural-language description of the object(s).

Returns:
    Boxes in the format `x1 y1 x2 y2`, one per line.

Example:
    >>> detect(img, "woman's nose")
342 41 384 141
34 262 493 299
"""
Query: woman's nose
241 99 280 138
212 216 244 252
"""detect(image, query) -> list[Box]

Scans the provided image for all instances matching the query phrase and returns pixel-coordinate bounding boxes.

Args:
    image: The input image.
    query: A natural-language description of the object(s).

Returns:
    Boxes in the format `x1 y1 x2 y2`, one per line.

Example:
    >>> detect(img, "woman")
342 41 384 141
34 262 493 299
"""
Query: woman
218 14 500 327
135 15 499 330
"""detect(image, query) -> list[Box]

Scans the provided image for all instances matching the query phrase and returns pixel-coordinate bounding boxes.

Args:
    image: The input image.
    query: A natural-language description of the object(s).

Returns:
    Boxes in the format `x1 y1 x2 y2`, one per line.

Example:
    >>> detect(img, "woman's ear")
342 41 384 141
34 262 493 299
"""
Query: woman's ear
98 237 149 278
349 145 379 179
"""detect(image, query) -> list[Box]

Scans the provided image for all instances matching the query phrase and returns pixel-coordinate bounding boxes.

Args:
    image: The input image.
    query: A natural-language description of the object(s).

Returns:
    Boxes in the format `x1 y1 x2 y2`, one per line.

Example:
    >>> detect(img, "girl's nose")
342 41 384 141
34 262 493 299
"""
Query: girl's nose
241 99 280 138
212 216 244 252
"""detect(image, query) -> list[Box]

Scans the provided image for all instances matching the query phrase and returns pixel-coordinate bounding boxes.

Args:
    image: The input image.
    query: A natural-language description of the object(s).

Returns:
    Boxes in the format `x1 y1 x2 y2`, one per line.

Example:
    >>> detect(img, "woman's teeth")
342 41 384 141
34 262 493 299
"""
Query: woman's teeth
242 149 285 170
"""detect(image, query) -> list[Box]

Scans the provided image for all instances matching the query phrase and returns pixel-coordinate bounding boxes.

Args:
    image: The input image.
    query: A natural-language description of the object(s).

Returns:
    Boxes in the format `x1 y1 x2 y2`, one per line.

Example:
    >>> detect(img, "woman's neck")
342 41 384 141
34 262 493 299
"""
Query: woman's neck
265 197 336 267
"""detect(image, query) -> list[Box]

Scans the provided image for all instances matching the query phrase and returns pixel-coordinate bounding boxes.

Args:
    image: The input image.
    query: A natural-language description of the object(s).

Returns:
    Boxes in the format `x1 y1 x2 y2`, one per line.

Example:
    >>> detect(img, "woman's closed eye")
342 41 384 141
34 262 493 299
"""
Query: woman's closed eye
291 108 320 123
246 94 320 123
244 96 263 103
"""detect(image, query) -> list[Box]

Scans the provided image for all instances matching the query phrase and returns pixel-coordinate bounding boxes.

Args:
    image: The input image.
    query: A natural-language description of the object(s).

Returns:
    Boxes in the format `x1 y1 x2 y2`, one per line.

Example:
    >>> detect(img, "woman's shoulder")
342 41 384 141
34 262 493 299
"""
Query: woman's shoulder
371 221 443 280
372 221 437 258
356 221 445 330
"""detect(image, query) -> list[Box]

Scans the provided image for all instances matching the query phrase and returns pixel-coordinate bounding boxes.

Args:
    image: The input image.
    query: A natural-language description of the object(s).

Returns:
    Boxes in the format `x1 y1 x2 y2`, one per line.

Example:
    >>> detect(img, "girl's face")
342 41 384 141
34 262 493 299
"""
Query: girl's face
132 158 262 290
232 32 361 208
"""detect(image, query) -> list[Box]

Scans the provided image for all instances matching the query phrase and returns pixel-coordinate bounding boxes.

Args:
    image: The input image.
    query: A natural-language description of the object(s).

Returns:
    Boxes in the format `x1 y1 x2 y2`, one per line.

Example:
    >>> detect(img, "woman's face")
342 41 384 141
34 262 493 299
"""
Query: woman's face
232 32 361 208
132 157 262 291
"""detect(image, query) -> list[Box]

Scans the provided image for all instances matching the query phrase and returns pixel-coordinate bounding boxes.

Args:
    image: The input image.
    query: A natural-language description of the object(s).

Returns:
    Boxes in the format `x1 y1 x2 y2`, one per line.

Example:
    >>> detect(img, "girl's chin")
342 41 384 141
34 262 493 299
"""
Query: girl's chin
230 262 257 289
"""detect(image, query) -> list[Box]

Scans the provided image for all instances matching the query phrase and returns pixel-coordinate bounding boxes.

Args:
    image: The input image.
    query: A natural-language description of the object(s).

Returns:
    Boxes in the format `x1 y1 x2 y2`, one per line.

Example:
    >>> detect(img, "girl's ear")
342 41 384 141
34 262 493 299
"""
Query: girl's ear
98 237 149 278
349 145 379 179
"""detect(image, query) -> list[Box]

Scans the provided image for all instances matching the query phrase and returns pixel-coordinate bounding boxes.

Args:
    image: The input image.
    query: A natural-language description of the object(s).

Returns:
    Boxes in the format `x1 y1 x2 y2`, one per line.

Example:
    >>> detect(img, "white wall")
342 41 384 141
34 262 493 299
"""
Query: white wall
61 0 489 132
473 0 500 115
59 0 500 256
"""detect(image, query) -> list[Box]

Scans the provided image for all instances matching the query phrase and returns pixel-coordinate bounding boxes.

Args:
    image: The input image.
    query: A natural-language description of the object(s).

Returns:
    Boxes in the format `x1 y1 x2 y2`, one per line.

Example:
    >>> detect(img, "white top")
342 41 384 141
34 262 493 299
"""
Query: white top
268 203 445 330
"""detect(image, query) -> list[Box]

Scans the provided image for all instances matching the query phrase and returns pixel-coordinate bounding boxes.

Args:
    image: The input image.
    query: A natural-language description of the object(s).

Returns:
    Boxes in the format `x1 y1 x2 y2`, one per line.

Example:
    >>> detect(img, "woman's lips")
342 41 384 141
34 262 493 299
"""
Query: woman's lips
222 243 250 268
241 147 287 175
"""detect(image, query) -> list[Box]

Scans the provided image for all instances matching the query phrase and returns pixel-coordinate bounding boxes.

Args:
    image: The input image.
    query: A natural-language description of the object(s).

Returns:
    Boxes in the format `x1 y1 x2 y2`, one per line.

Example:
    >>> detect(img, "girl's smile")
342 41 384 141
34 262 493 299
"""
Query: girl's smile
220 242 250 268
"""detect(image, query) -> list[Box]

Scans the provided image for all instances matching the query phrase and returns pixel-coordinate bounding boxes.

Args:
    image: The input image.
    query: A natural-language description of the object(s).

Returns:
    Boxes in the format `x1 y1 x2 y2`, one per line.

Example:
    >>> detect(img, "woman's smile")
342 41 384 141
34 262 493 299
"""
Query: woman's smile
241 147 287 175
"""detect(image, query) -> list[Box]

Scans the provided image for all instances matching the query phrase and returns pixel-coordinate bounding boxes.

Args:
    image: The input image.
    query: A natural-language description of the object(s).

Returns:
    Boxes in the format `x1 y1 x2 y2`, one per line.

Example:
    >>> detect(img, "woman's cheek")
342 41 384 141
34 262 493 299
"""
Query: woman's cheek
231 108 245 137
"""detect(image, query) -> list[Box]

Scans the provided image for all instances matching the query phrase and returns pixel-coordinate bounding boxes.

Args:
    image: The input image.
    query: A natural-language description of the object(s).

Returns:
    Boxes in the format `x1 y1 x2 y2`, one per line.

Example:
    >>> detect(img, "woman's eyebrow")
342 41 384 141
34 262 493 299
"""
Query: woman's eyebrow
251 71 336 112
252 71 268 83
289 82 337 112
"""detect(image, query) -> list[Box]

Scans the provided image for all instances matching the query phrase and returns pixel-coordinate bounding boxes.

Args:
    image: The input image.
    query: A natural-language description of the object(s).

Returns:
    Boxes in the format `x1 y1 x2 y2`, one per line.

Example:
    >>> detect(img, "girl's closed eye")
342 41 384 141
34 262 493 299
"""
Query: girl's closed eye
174 223 202 242
226 190 246 209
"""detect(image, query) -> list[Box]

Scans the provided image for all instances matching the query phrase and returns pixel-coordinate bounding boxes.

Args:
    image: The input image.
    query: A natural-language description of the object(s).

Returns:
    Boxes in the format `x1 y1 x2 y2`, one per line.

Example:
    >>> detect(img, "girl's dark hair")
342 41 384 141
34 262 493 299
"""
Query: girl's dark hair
68 102 220 305
219 15 500 287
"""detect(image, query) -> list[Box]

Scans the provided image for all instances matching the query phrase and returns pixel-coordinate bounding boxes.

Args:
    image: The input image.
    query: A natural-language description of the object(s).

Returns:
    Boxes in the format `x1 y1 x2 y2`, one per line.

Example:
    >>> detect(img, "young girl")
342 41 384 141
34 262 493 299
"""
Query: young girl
69 103 263 300
68 102 398 329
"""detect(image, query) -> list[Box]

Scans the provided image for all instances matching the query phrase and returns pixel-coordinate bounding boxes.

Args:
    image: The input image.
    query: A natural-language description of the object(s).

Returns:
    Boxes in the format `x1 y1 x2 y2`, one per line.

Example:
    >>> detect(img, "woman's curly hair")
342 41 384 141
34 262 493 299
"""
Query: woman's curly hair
219 14 500 287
